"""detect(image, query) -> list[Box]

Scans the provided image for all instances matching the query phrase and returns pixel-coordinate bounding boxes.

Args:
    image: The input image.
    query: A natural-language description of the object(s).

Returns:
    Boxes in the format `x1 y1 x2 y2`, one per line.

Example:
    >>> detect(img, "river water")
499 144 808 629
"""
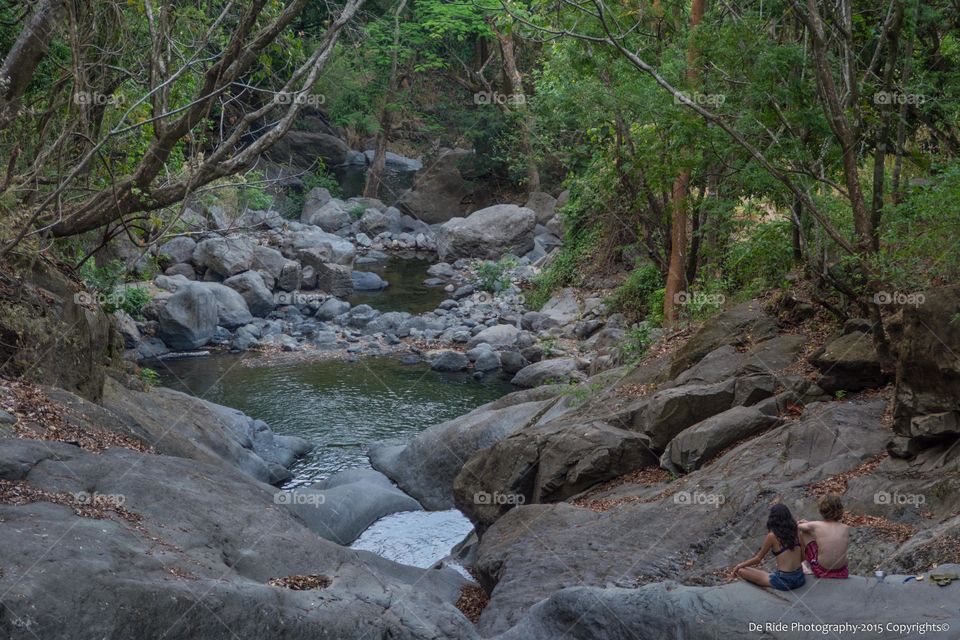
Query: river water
155 258 512 568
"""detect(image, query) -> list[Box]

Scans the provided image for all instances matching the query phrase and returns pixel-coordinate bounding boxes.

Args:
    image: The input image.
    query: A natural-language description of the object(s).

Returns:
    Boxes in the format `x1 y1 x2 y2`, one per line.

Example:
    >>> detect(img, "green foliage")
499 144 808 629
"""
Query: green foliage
348 204 367 219
78 260 151 317
474 257 518 293
608 263 662 322
620 324 657 365
138 367 160 386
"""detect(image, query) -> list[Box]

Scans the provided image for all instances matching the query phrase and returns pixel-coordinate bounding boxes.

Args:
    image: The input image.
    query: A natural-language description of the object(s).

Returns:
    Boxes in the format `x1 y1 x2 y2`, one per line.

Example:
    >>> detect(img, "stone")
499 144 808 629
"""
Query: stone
511 358 584 388
191 282 253 329
539 288 582 325
301 198 352 232
810 330 888 393
466 324 521 350
284 228 355 266
635 379 737 451
223 270 274 317
395 148 477 224
313 262 354 297
499 351 529 375
352 270 388 291
315 297 350 321
163 263 196 279
192 236 254 278
113 310 140 349
474 351 501 372
357 209 389 236
669 300 778 377
436 205 536 260
157 282 218 349
523 191 558 224
661 405 783 473
156 236 196 266
430 350 470 372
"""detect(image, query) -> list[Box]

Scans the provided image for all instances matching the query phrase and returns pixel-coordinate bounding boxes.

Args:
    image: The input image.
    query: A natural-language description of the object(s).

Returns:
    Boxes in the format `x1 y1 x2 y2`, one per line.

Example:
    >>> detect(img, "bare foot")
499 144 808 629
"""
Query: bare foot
802 561 814 575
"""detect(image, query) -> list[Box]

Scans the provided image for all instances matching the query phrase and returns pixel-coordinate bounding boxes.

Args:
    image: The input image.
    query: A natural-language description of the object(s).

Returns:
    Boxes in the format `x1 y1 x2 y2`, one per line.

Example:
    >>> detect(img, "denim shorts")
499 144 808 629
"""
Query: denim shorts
769 568 806 591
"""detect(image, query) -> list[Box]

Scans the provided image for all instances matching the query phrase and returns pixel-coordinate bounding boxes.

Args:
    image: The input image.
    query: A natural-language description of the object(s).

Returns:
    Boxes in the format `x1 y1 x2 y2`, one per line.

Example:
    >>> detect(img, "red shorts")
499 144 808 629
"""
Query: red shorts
805 541 849 578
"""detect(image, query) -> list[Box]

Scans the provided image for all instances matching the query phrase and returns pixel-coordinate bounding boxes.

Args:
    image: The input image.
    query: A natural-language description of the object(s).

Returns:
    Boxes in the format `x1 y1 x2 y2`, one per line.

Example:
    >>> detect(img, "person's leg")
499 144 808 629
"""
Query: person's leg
736 567 771 588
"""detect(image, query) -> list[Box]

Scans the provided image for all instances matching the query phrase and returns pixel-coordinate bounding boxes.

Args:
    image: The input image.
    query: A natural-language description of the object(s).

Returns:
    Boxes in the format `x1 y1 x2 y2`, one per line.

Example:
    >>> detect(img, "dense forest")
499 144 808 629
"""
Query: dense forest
1 0 957 341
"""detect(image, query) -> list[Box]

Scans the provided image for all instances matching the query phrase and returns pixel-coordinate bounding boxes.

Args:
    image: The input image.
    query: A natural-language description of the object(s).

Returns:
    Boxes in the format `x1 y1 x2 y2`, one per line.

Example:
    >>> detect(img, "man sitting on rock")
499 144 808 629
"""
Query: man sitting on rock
798 493 850 578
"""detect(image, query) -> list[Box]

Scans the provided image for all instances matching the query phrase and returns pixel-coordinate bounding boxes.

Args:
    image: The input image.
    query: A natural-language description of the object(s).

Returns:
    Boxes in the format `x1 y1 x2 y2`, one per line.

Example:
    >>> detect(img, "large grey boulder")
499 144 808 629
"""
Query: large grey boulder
455 419 658 532
494 571 960 640
539 288 582 325
284 227 355 265
436 205 536 260
282 470 422 545
511 358 584 388
430 350 470 372
192 236 255 278
634 379 737 451
352 270 389 291
251 245 301 292
266 130 352 167
223 270 274 317
395 148 477 224
466 324 521 350
157 282 218 349
313 262 354 297
811 330 888 393
0 435 471 640
524 191 557 224
156 236 196 266
302 197 352 232
370 397 560 510
661 405 783 473
891 284 960 455
192 281 253 329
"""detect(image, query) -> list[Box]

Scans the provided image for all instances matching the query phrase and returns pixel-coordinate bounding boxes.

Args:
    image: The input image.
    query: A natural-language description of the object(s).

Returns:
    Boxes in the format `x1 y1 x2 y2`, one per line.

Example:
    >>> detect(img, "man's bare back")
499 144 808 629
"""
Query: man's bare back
799 520 849 569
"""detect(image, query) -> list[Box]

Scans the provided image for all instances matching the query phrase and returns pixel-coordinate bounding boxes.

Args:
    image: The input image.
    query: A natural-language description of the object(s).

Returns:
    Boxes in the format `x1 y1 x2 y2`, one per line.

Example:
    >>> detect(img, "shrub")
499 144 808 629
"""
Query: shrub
474 257 518 293
608 263 662 322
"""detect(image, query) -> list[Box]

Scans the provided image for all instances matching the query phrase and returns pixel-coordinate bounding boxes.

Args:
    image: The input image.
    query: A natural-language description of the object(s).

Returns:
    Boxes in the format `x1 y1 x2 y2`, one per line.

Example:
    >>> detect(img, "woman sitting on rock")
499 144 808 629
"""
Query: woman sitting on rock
733 504 806 591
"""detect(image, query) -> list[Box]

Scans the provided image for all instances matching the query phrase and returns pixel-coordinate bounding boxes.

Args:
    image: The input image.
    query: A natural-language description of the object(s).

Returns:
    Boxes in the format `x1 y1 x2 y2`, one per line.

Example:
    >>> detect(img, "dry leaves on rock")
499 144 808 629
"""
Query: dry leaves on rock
455 584 489 624
267 574 332 590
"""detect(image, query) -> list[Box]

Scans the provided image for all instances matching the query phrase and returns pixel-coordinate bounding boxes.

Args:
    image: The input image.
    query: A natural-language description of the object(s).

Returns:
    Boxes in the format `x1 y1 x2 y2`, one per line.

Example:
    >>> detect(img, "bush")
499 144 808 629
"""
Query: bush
723 219 794 298
608 263 662 322
474 257 517 293
138 367 160 386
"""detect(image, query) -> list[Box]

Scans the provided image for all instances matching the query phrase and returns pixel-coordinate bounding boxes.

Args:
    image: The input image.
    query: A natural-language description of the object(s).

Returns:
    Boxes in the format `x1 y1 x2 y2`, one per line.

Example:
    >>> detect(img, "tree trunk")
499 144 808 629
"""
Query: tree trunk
492 24 540 193
364 0 407 199
663 0 705 326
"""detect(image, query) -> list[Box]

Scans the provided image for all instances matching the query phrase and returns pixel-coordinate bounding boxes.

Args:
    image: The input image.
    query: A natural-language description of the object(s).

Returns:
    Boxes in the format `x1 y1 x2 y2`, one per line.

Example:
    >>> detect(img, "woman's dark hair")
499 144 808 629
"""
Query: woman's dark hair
767 504 799 549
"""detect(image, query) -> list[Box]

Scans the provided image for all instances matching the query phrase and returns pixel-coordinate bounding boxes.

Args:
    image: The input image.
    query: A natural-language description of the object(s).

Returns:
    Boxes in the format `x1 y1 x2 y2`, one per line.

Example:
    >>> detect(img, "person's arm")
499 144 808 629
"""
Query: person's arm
798 520 817 534
734 533 773 573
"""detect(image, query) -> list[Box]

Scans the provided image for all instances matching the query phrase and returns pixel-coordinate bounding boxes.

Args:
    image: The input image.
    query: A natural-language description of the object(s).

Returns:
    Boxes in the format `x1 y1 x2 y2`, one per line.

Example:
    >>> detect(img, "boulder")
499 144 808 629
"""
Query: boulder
889 284 960 454
635 379 737 451
370 397 559 509
499 351 529 375
192 282 254 329
494 572 960 640
436 205 536 260
223 271 274 317
455 419 658 532
395 148 476 224
523 191 558 224
302 198 352 232
251 245 301 292
539 288 581 326
661 405 783 473
315 297 350 321
266 130 352 167
466 324 521 350
157 282 218 349
511 358 584 388
430 350 470 372
357 209 390 235
283 471 422 545
163 263 196 279
314 262 354 297
669 301 778 377
811 330 888 393
156 236 196 266
284 227 355 266
352 270 389 291
192 236 254 278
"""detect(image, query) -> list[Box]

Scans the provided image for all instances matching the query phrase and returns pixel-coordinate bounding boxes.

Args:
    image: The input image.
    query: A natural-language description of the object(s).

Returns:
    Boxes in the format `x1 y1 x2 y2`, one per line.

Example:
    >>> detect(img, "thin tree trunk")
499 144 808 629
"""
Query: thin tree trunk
491 24 540 193
663 0 705 326
364 0 407 198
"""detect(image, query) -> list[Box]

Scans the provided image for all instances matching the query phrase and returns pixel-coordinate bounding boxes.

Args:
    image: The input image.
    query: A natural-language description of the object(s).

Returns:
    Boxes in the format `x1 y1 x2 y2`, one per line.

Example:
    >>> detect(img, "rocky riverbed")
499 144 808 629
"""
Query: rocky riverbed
1 186 959 638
